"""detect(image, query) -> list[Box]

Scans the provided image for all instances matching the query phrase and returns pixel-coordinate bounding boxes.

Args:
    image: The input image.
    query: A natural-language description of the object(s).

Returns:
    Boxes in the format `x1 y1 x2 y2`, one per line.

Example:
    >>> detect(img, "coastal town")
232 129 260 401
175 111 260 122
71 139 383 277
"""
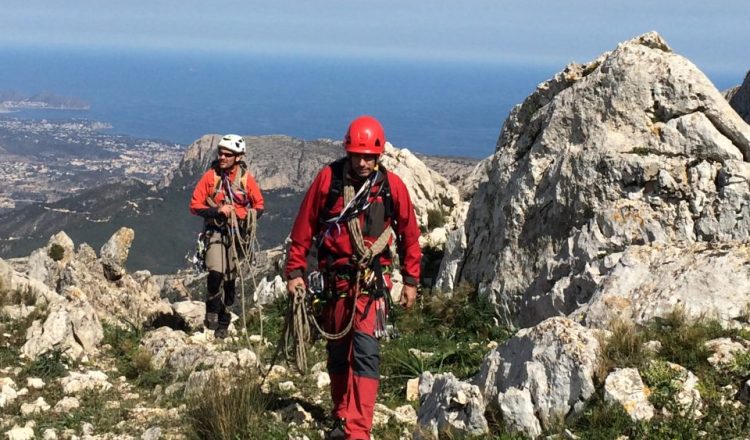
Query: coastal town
0 117 184 211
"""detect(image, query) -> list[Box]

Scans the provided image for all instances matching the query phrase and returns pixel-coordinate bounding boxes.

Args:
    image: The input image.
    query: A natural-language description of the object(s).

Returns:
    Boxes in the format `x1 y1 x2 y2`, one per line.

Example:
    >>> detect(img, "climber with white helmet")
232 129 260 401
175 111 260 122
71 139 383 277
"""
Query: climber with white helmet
189 134 264 339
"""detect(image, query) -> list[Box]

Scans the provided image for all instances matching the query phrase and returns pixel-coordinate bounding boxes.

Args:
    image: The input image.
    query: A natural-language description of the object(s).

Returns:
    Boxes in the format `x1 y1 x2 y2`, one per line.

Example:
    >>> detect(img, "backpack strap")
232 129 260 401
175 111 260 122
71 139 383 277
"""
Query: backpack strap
207 164 247 208
321 157 348 221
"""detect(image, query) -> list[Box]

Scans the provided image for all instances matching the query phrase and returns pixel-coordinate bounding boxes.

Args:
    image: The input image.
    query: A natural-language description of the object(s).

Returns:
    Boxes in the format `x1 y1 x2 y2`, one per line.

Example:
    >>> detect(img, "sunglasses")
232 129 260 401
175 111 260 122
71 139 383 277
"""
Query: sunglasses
217 151 237 158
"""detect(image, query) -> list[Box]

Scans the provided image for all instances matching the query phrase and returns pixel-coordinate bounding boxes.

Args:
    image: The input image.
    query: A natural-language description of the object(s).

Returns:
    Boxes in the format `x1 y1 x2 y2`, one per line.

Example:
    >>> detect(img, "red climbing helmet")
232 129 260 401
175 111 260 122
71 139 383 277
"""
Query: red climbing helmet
344 115 386 155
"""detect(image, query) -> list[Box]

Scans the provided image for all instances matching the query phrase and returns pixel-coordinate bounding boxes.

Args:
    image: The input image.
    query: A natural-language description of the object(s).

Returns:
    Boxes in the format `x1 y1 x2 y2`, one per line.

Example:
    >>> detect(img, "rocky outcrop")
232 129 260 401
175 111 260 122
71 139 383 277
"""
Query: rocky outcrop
418 317 600 439
100 227 134 281
727 70 750 123
21 288 103 360
381 143 463 231
572 242 750 328
416 372 488 439
454 32 750 328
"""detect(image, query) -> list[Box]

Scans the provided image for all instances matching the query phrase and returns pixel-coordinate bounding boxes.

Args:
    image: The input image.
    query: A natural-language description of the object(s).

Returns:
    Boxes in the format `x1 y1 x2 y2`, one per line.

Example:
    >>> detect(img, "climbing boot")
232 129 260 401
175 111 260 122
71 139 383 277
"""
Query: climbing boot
326 418 346 440
204 312 219 330
214 328 228 339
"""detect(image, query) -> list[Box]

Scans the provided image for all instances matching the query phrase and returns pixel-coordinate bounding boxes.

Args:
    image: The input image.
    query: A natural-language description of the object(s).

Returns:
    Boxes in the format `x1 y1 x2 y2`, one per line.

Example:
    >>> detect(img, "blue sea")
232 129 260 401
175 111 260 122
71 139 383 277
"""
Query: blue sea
0 47 742 158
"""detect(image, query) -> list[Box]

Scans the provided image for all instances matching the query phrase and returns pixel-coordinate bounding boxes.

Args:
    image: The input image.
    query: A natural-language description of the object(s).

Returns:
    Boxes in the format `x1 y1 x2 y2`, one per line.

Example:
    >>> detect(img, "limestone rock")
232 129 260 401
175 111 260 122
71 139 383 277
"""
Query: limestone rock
704 337 748 367
455 32 750 327
434 225 466 293
141 426 161 440
315 372 330 389
381 143 463 231
574 243 750 329
170 300 206 331
21 291 103 360
27 232 74 287
59 239 173 327
662 362 702 418
604 368 655 421
406 377 420 402
471 317 600 437
4 422 35 440
53 396 80 413
25 377 44 389
727 70 750 123
20 397 50 416
59 370 112 395
416 372 488 439
0 377 18 408
253 275 286 306
100 227 134 281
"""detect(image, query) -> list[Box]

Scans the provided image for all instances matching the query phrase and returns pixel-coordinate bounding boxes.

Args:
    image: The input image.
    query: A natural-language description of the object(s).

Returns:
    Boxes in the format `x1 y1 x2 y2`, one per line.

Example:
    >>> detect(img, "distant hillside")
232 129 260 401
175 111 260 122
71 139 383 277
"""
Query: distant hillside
0 134 477 273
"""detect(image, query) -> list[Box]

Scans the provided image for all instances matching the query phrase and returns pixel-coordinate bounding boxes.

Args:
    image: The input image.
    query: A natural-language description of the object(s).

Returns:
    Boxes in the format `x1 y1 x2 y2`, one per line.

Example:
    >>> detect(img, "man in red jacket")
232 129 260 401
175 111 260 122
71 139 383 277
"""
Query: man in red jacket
286 116 421 440
190 134 264 339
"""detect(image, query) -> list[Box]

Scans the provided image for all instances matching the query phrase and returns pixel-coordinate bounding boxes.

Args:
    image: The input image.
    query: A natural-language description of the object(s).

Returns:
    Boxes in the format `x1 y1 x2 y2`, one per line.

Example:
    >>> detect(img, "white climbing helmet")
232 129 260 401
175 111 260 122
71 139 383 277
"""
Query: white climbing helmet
217 134 246 155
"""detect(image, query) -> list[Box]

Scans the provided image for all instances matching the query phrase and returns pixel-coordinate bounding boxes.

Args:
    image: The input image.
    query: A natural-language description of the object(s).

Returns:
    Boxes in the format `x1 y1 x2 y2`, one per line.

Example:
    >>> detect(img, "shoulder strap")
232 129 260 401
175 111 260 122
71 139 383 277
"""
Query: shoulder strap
379 166 394 222
321 157 347 218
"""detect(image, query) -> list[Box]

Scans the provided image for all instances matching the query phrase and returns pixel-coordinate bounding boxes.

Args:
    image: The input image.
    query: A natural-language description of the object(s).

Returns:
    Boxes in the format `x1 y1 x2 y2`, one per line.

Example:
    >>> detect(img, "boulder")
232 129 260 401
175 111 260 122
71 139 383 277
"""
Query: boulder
416 372 488 439
253 275 286 305
573 242 750 329
170 300 206 331
727 70 750 123
603 368 655 421
100 227 134 281
21 289 103 360
381 143 463 231
59 239 173 327
454 32 750 327
59 370 112 395
471 317 600 437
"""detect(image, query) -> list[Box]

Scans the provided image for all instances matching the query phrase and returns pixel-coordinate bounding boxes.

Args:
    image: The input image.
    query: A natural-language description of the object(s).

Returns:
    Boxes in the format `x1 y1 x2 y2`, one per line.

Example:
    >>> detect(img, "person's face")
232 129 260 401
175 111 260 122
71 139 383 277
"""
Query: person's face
217 148 239 170
348 153 379 178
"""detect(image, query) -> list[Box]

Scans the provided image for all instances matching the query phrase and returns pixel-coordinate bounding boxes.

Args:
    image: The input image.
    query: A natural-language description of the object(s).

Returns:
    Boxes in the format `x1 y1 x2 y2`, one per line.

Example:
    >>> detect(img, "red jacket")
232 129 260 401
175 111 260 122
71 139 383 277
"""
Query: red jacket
285 161 421 286
189 165 264 221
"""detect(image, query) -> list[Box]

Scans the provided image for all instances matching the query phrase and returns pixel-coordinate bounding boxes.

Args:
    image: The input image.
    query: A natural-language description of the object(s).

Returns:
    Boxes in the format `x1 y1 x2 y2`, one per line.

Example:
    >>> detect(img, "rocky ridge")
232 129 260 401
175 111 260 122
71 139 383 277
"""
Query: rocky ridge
443 32 750 329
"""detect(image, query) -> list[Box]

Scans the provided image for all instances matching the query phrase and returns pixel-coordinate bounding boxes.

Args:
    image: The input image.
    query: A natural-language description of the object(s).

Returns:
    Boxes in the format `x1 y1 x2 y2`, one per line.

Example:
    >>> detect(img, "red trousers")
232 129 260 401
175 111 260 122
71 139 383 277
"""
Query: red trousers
323 279 388 440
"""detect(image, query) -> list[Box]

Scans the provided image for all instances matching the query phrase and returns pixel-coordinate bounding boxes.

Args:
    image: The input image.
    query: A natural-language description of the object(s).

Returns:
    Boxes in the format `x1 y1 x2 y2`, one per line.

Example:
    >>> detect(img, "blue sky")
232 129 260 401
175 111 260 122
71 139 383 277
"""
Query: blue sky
2 1 748 74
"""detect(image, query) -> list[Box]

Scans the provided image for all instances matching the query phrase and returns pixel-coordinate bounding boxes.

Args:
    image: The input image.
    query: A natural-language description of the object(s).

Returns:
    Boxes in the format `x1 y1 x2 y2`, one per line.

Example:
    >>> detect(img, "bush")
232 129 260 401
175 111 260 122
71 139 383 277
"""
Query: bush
21 349 69 380
426 208 445 230
48 243 66 261
186 372 285 440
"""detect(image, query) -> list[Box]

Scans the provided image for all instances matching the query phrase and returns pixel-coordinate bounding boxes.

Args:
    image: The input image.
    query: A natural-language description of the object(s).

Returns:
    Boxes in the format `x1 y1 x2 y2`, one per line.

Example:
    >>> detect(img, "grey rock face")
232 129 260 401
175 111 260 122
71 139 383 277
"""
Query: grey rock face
727 70 750 123
472 317 600 437
456 32 750 327
416 371 488 439
21 289 103 360
100 227 134 281
604 368 655 421
572 242 750 328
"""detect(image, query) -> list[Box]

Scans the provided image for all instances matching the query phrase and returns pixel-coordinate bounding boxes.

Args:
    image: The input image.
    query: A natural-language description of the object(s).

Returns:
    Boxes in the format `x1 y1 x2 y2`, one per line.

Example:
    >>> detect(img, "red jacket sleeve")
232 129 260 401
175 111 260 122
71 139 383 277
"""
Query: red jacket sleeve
189 170 220 218
388 173 422 286
245 172 264 210
285 167 332 279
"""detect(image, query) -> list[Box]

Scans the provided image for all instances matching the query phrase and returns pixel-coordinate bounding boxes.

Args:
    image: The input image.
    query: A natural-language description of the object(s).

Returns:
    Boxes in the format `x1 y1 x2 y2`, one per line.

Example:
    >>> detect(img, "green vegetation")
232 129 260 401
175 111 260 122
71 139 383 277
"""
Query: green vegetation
186 372 287 440
48 243 66 261
427 208 446 230
568 309 750 439
380 283 510 406
20 349 69 380
102 323 170 388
